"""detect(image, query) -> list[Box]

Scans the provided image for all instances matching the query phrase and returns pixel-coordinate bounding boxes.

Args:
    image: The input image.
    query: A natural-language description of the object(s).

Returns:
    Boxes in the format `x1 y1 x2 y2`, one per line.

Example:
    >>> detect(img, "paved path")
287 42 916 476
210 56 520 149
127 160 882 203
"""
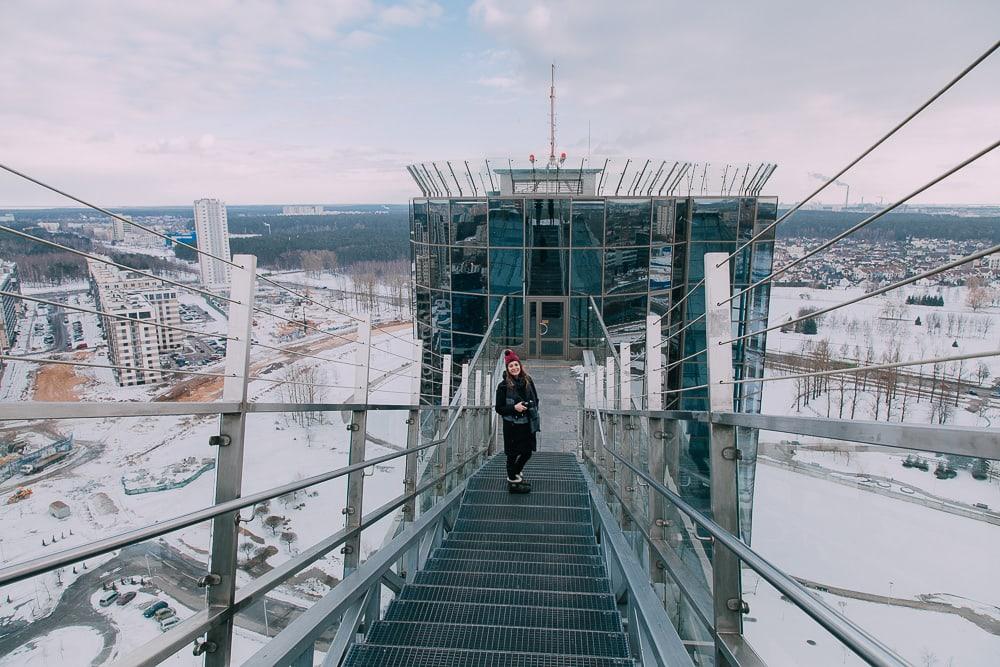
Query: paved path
527 360 583 455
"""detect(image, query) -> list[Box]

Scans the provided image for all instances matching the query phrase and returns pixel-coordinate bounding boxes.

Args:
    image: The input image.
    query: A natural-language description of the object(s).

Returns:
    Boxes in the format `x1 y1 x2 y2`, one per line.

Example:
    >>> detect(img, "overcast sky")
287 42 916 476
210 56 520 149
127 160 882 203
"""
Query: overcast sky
1 0 997 207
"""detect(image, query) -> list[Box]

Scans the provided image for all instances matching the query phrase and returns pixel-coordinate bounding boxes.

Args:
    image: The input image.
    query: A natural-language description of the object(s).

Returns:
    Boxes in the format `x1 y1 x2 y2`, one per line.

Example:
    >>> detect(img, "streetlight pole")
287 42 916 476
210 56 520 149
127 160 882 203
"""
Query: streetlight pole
263 597 270 637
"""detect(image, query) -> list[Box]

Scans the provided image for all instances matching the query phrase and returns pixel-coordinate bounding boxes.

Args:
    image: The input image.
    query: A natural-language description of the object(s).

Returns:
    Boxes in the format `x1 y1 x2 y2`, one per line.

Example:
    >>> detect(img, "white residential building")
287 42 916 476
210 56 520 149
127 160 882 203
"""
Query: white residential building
88 259 182 386
193 198 232 287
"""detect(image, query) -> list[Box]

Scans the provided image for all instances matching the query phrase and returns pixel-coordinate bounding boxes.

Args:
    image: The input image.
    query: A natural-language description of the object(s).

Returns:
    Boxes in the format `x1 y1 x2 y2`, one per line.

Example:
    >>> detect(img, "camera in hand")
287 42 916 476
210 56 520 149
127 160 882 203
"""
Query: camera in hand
521 400 535 409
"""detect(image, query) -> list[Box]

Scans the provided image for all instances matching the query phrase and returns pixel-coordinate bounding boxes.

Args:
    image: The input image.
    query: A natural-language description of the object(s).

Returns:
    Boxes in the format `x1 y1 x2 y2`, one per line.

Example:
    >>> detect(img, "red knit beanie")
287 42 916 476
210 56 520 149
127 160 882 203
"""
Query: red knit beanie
503 349 521 367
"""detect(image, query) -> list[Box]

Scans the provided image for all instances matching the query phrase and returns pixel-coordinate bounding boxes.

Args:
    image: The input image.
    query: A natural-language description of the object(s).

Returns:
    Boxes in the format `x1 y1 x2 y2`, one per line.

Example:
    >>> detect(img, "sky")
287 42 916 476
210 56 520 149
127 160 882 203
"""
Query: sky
0 0 998 207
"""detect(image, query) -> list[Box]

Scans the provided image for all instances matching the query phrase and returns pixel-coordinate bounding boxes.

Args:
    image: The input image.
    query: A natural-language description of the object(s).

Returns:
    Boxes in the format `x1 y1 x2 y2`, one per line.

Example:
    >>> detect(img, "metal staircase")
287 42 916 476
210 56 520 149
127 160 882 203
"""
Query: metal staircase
344 451 633 666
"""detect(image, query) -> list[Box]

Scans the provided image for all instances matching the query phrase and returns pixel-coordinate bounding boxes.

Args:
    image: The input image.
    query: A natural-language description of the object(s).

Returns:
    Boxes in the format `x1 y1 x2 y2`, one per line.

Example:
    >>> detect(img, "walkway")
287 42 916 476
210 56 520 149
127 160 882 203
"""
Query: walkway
527 360 583 454
343 452 632 666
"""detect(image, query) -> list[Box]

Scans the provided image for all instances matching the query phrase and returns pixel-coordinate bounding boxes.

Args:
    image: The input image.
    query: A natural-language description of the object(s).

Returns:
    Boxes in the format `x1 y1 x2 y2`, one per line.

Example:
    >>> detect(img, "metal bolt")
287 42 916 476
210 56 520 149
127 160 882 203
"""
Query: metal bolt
727 598 750 614
193 640 218 656
197 573 221 588
208 434 231 447
654 518 672 527
722 446 743 461
347 423 360 431
340 545 354 555
341 506 355 515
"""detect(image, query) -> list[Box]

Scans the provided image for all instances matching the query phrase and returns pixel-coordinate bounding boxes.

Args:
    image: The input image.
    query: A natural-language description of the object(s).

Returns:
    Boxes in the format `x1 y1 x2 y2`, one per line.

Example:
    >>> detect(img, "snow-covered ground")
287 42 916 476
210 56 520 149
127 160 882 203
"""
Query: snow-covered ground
0 626 103 666
751 462 1000 665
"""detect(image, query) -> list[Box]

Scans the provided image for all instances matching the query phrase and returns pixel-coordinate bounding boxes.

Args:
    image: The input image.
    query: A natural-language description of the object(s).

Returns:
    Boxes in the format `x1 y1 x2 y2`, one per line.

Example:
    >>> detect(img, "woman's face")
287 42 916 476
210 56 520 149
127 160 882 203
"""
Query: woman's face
507 360 521 377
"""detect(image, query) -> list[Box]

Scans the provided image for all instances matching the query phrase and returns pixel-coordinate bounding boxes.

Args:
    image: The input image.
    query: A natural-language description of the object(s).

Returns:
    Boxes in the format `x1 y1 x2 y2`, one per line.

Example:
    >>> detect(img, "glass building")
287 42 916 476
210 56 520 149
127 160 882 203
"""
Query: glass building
409 158 777 538
409 158 776 380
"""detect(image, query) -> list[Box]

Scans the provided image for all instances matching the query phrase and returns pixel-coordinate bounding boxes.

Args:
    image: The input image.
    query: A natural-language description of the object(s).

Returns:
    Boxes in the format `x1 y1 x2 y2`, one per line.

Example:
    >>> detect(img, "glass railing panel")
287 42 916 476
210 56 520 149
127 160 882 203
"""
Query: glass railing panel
0 522 212 664
750 434 1000 665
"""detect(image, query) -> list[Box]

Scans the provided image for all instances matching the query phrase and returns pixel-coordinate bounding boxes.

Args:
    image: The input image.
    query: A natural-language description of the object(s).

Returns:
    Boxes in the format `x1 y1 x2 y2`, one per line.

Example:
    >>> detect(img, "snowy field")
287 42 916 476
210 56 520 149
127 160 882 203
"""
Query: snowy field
751 462 1000 665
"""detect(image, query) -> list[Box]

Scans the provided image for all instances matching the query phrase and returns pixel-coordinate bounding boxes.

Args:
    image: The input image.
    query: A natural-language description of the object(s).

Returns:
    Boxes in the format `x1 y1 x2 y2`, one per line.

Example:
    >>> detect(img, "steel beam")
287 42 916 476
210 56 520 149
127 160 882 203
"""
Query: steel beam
205 254 256 667
704 252 743 663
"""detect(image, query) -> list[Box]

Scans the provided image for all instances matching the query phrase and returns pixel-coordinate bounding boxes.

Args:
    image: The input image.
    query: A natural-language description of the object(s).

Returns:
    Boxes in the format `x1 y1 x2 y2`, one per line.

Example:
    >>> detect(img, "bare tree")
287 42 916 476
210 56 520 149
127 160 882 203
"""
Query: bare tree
264 515 284 536
280 531 298 553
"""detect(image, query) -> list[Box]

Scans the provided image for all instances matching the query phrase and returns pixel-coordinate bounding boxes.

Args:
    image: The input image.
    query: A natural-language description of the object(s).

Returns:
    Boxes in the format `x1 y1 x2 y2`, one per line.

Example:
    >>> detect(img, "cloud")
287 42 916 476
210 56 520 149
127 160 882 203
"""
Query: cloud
137 134 217 155
379 0 443 27
476 75 521 90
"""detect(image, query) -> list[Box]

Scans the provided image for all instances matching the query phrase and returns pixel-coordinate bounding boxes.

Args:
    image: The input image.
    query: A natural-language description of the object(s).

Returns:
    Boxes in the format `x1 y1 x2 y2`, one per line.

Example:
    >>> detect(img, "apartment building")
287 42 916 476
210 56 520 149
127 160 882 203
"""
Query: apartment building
88 259 181 386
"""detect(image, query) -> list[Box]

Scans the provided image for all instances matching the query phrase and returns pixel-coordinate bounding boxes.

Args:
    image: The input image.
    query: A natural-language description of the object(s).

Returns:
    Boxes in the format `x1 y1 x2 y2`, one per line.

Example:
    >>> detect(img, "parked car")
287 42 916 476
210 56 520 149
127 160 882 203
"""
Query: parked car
159 616 181 631
116 591 137 606
98 589 119 607
153 607 176 621
143 600 169 618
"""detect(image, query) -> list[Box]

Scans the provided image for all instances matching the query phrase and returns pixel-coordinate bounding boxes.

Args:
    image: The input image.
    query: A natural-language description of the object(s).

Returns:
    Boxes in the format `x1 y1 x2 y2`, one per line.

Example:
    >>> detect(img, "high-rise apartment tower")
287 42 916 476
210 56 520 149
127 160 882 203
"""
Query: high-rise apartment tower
193 198 232 288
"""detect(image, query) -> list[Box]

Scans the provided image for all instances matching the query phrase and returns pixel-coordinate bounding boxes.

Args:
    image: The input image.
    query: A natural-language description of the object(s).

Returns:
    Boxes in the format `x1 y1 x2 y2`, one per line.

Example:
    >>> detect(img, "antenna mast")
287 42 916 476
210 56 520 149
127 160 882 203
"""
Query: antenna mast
549 63 556 167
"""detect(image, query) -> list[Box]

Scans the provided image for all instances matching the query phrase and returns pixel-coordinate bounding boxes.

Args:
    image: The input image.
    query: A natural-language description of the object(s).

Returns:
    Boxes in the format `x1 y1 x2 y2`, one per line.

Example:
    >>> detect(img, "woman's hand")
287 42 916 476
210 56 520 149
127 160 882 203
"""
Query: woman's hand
514 402 527 413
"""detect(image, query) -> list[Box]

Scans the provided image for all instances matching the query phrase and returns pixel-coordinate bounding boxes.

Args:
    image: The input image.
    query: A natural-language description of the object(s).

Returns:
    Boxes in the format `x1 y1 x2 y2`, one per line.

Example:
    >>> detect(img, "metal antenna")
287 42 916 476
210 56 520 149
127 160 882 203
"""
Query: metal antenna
549 63 557 167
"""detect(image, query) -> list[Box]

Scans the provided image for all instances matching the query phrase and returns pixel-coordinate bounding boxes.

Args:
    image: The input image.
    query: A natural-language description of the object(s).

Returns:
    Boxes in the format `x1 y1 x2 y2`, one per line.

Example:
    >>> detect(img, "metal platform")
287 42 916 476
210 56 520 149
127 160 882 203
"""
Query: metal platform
343 452 631 666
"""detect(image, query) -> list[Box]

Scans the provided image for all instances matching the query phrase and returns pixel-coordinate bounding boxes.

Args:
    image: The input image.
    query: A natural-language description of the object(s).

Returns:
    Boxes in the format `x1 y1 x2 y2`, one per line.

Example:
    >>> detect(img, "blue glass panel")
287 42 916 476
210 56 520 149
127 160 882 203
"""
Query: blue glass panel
413 243 431 288
428 200 449 245
649 245 672 291
606 199 651 246
450 246 486 293
527 247 568 296
527 198 570 247
412 200 429 243
570 249 602 294
674 198 690 242
652 199 676 243
571 200 604 247
602 295 647 333
488 198 524 246
489 249 523 295
451 294 488 335
490 295 523 347
690 198 738 242
451 201 487 246
429 245 449 290
604 247 649 295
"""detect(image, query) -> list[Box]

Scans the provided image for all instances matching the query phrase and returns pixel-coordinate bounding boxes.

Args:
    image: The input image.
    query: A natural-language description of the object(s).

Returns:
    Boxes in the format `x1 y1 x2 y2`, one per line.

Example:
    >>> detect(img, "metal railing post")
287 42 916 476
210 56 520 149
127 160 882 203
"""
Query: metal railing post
646 314 668 585
457 363 470 480
402 341 422 525
343 314 371 577
437 354 452 496
205 255 256 667
705 252 744 662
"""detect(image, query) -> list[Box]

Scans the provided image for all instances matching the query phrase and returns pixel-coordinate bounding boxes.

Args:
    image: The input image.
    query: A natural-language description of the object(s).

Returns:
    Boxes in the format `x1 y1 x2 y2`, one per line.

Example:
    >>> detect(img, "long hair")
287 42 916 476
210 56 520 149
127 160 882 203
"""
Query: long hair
504 360 533 390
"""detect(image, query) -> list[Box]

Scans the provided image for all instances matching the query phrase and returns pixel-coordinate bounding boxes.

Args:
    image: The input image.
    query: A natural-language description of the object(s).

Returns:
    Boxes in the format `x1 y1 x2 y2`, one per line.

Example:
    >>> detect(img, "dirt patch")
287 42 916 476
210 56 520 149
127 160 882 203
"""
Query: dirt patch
33 360 87 401
91 492 118 515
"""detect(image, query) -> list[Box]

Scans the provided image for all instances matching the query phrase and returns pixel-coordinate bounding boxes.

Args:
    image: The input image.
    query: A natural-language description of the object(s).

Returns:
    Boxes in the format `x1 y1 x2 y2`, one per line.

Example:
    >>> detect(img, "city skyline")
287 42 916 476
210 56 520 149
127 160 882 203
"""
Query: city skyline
0 1 998 208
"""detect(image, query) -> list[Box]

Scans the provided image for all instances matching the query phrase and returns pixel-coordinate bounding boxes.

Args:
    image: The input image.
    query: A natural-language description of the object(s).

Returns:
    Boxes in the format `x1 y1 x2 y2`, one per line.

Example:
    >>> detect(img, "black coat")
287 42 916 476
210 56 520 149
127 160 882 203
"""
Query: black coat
495 373 540 455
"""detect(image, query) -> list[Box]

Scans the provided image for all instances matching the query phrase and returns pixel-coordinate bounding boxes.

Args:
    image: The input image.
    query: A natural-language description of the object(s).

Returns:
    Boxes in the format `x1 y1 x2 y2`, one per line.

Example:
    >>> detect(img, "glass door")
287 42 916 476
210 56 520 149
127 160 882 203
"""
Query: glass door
526 298 566 358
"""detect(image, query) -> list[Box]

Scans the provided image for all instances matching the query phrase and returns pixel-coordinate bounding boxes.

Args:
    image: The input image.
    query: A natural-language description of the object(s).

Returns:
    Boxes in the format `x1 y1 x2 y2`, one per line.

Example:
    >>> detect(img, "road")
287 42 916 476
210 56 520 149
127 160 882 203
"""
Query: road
0 540 308 660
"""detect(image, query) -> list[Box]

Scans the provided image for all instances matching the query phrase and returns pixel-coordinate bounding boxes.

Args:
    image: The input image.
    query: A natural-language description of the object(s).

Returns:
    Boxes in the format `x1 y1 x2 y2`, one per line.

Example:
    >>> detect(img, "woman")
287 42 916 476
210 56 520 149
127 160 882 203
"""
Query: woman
494 349 540 488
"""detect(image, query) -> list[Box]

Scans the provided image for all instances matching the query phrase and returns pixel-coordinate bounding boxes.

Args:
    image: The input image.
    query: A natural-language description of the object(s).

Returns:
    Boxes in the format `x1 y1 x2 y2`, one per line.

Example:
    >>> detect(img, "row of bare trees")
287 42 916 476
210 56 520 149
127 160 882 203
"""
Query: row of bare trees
782 339 994 425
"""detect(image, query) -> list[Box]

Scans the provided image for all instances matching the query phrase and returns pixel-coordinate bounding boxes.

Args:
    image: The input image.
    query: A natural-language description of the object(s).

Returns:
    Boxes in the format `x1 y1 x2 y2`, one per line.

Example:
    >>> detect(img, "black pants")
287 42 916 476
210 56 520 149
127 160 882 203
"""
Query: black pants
506 451 532 480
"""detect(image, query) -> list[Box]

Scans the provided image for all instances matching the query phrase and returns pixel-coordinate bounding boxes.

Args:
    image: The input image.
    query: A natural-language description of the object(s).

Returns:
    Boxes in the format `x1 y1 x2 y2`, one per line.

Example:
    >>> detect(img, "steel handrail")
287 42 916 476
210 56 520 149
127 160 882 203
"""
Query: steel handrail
590 409 908 667
113 444 489 666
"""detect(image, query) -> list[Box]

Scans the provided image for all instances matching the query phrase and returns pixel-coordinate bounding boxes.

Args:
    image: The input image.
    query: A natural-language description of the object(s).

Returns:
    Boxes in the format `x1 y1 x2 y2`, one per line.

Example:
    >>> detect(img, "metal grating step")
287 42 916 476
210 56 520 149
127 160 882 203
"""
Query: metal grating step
343 645 633 666
467 478 588 494
398 584 616 610
365 621 629 658
463 490 590 506
425 558 607 579
459 505 591 524
442 533 597 547
383 600 623 633
412 571 611 595
453 519 593 536
434 548 603 565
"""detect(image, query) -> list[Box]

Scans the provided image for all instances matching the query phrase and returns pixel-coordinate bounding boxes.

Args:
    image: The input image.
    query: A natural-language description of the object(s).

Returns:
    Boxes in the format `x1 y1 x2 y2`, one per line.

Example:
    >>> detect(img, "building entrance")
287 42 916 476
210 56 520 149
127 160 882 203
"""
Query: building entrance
526 298 566 358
